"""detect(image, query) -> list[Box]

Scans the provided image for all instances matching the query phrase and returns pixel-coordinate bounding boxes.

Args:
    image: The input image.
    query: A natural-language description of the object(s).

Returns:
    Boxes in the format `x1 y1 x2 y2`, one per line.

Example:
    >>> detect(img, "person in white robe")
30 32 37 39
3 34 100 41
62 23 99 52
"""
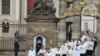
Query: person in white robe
65 42 68 47
80 39 89 56
73 40 81 56
60 43 67 56
73 45 80 56
67 41 73 49
50 46 57 56
67 45 73 56
38 47 46 56
86 39 94 55
47 48 55 56
81 35 87 43
55 47 62 56
28 47 35 56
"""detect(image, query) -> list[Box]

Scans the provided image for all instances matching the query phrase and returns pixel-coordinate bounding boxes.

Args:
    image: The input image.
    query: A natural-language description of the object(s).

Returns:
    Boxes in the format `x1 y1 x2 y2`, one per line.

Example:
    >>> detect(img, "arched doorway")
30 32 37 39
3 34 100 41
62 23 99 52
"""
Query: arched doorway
34 35 46 54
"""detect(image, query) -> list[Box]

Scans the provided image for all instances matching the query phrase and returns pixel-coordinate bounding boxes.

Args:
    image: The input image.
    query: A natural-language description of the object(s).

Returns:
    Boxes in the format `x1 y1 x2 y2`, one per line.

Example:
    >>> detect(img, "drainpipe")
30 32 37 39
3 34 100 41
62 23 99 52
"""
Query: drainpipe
19 0 22 32
19 0 22 30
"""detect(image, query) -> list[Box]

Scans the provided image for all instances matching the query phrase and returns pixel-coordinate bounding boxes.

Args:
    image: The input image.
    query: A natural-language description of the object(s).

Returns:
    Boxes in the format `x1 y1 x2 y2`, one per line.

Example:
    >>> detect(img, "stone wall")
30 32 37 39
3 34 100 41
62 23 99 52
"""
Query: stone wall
58 16 80 41
95 18 100 56
26 21 58 49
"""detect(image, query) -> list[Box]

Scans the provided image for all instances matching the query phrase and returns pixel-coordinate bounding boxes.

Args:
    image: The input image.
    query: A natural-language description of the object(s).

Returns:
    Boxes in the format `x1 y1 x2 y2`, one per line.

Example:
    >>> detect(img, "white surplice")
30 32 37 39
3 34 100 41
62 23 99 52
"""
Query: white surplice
38 49 46 55
28 49 35 56
50 48 57 56
79 42 88 54
47 52 55 56
55 49 62 56
67 49 73 56
73 45 80 56
60 45 67 55
87 41 94 50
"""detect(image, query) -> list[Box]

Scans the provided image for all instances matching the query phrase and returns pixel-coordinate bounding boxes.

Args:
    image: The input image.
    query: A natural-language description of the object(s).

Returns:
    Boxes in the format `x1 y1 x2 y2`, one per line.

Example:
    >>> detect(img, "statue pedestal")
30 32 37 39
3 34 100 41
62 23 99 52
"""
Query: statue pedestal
25 16 59 48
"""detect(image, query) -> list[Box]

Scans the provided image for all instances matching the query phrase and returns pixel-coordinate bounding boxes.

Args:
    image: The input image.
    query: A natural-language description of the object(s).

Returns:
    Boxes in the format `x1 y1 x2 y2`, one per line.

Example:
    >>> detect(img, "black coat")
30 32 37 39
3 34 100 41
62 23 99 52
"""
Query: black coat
14 41 19 52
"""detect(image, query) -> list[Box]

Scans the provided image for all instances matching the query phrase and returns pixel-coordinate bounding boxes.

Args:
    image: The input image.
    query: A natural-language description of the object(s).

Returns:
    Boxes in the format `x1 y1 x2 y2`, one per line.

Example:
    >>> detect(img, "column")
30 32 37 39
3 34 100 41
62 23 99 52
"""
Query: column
22 0 27 19
95 18 100 56
58 21 66 46
0 0 1 15
16 0 20 21
72 16 80 39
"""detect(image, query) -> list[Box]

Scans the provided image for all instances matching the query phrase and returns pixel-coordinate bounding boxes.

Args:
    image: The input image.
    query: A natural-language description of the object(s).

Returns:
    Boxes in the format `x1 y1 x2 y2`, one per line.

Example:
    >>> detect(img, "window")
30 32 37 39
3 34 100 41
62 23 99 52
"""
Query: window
59 0 66 15
2 0 10 14
66 2 73 8
66 0 74 8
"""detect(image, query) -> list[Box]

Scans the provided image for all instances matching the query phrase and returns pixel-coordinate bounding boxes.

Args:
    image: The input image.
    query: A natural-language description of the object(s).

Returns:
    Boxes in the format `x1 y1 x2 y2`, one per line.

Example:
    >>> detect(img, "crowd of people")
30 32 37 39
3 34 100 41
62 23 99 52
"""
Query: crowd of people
28 30 97 56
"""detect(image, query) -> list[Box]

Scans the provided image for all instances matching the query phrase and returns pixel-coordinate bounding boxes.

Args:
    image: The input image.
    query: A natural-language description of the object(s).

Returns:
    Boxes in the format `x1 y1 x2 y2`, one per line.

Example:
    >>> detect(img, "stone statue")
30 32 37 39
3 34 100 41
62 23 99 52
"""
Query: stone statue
31 0 56 17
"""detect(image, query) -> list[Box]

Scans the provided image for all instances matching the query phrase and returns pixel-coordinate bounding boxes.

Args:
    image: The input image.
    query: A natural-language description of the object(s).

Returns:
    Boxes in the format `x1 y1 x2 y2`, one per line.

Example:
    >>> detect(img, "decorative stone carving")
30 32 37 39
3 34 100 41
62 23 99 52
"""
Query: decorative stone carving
60 1 100 18
30 0 56 17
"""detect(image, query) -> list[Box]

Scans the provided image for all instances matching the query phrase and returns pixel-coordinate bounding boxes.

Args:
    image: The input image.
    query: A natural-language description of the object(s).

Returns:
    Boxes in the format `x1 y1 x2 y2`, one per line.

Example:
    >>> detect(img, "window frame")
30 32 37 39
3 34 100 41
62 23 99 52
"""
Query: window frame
1 0 11 15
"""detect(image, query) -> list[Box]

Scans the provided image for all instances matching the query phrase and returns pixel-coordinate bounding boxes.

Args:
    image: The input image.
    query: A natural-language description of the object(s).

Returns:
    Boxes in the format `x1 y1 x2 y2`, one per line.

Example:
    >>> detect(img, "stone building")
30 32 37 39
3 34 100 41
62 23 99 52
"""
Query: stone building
0 0 100 56
0 0 27 55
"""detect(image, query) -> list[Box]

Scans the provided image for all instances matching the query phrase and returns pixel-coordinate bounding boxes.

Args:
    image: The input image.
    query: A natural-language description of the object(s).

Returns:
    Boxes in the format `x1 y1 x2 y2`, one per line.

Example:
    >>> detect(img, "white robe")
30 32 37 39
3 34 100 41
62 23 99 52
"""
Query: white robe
38 49 46 55
50 48 57 56
60 45 67 55
79 42 88 54
47 52 55 56
55 49 62 56
67 42 73 49
28 49 35 56
67 49 73 56
81 35 87 42
73 46 80 56
87 41 94 50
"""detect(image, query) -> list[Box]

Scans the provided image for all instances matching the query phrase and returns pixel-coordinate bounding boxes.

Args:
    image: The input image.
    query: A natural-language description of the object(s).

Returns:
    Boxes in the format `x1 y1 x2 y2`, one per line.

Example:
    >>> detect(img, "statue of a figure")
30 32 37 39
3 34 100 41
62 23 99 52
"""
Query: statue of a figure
15 31 20 39
45 0 56 15
32 0 56 16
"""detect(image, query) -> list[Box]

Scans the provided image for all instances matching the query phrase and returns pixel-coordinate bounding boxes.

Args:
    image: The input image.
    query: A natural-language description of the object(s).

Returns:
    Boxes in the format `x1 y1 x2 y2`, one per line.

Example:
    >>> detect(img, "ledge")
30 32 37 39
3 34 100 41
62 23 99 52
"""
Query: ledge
24 16 60 23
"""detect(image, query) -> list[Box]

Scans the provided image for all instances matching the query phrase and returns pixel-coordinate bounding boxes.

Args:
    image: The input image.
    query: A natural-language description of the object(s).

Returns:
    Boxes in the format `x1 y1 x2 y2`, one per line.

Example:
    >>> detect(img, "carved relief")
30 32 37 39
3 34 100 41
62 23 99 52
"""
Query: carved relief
60 1 100 18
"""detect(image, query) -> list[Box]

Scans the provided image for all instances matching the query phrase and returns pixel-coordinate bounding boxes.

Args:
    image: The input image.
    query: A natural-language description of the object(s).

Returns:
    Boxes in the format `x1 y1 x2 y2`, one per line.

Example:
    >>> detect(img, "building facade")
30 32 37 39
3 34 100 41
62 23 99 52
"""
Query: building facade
0 0 100 56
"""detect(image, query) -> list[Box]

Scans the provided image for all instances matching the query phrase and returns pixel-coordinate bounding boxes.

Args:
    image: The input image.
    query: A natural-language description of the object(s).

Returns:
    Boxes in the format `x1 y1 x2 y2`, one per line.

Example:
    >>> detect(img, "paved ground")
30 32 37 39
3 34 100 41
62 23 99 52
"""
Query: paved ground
95 43 100 56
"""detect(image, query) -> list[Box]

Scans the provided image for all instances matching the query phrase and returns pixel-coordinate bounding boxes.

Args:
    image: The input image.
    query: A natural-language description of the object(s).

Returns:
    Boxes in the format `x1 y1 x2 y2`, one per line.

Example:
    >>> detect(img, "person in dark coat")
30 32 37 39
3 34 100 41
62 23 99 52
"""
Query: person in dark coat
14 39 19 56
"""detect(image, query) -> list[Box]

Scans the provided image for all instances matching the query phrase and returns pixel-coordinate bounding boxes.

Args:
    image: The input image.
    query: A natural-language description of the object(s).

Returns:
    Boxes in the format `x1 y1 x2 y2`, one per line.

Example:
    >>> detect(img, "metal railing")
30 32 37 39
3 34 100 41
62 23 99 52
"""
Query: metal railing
0 23 27 51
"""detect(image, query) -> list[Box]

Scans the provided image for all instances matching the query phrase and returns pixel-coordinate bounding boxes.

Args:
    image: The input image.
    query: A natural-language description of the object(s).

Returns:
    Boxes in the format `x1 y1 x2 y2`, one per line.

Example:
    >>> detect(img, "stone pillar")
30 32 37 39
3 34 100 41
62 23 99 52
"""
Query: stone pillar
95 18 100 56
58 21 66 46
0 0 1 15
21 0 27 19
26 19 59 49
72 16 80 39
16 0 20 21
